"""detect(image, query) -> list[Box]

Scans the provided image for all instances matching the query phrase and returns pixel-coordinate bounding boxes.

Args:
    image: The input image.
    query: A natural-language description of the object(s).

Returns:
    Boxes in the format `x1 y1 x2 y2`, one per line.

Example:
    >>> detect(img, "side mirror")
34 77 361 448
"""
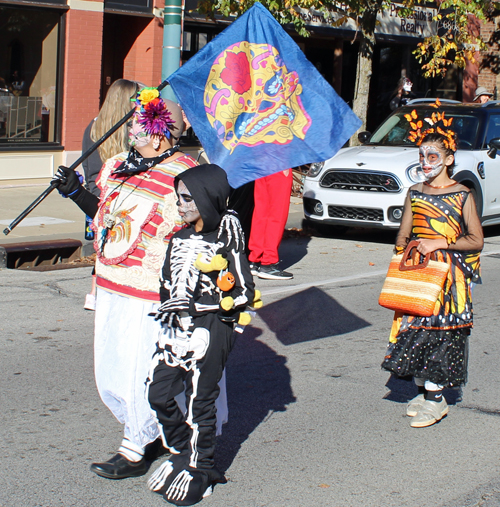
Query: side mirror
358 131 371 144
487 138 500 159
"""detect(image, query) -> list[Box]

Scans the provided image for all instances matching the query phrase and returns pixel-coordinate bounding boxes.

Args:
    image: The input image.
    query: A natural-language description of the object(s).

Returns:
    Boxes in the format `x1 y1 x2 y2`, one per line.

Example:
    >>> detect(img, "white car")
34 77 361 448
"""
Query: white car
303 99 500 229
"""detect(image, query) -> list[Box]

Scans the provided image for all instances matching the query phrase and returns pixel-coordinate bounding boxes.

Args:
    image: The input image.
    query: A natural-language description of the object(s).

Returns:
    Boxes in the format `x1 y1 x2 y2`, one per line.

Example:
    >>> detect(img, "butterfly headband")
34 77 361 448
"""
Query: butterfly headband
406 98 457 152
132 87 176 138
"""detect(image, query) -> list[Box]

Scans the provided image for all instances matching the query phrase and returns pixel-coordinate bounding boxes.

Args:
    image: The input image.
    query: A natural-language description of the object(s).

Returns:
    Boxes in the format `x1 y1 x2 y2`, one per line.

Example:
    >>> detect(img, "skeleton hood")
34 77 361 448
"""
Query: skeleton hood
175 164 230 233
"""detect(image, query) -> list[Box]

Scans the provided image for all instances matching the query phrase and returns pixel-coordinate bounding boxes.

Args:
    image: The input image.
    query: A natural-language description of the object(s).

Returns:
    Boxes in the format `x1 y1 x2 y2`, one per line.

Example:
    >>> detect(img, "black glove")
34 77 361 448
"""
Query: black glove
51 166 82 197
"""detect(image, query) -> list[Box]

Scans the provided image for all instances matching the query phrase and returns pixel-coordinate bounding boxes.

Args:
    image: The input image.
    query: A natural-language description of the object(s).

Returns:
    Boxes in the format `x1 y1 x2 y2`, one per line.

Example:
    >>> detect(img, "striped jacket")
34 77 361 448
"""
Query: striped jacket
93 151 198 301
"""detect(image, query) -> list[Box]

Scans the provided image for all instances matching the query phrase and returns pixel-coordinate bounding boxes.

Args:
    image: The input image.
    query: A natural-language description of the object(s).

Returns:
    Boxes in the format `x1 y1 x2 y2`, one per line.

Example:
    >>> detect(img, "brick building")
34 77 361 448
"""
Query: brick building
0 0 165 181
464 14 500 102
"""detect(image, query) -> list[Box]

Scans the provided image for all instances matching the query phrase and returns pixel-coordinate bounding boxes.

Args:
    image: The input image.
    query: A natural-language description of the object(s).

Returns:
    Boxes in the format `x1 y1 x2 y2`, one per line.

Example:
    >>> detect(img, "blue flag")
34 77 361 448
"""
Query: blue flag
168 2 361 188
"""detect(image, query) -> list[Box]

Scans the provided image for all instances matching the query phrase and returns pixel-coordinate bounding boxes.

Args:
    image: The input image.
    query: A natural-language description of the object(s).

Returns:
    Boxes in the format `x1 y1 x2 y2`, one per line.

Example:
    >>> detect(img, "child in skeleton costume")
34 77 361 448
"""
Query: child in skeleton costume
51 88 199 479
147 164 256 506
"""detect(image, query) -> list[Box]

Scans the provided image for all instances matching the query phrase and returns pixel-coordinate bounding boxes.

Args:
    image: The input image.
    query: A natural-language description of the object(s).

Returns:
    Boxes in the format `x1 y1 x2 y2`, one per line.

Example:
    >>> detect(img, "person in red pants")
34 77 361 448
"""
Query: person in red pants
248 169 293 280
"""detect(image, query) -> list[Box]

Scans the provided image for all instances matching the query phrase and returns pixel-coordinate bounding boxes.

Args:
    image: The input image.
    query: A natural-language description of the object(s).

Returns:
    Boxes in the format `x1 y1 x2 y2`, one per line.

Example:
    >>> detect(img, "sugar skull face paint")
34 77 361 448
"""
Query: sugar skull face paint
176 181 201 225
128 117 151 148
419 143 446 180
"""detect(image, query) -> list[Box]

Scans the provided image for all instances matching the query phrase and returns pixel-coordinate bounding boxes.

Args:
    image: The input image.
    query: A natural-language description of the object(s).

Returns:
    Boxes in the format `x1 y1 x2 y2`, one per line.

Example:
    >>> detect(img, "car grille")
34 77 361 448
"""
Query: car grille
320 170 401 192
328 205 384 222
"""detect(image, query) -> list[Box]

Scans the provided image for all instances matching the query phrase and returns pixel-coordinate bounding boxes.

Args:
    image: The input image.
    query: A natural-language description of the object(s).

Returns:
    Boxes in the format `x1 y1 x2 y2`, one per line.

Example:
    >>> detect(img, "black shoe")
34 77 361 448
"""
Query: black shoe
90 453 148 479
144 437 170 461
257 263 293 280
249 262 260 276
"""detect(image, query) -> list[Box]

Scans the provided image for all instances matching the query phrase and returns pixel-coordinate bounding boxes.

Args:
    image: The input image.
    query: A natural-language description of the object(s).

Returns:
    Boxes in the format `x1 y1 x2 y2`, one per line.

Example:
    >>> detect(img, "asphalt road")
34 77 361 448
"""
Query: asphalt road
2 225 500 507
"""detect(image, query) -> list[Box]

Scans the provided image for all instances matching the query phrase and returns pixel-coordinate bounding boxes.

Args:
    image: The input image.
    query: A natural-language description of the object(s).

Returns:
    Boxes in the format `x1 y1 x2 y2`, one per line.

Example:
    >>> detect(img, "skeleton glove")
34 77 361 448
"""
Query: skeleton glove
218 211 245 251
153 298 191 323
51 166 83 198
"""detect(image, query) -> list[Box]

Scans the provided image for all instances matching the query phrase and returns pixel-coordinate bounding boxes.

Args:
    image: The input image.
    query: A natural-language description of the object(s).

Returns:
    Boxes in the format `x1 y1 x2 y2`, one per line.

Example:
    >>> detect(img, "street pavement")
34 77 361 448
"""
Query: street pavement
2 181 500 506
0 180 91 246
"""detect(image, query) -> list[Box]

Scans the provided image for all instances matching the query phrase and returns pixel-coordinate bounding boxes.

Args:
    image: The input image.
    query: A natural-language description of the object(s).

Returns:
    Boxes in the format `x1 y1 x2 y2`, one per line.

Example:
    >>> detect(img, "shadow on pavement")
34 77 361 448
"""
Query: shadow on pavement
279 234 310 270
215 325 295 473
383 374 462 406
301 218 398 245
277 219 399 271
257 286 371 345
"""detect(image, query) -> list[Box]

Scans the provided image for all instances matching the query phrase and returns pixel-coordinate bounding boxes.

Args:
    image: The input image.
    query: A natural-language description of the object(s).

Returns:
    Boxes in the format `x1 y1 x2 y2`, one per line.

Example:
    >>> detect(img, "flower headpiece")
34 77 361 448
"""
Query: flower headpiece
132 87 176 138
406 99 457 152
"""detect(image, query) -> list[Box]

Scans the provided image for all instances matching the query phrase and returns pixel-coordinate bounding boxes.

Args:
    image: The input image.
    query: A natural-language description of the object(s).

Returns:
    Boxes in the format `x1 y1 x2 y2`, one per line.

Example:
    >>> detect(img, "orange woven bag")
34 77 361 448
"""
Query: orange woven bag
379 240 450 317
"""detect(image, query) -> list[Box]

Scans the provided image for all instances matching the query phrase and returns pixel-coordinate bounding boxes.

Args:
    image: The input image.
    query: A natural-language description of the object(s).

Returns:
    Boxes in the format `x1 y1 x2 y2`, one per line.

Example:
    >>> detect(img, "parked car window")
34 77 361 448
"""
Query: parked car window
482 114 500 148
368 112 413 146
368 109 479 150
453 116 480 149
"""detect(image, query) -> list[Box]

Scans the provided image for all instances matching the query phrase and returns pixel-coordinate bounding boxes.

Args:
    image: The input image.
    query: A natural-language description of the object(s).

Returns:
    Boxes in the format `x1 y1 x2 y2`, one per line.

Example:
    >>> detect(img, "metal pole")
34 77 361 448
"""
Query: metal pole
162 0 183 102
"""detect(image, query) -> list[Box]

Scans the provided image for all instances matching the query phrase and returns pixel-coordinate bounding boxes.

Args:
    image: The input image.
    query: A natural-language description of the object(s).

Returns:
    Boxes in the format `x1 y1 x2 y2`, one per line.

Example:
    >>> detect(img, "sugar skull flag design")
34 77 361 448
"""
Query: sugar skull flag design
205 41 312 153
167 2 361 188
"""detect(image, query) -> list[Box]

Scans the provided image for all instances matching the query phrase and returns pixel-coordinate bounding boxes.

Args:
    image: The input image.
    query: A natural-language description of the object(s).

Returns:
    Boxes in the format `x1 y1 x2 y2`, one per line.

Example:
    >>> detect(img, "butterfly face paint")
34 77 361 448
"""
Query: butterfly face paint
419 143 446 180
128 117 151 148
176 181 201 225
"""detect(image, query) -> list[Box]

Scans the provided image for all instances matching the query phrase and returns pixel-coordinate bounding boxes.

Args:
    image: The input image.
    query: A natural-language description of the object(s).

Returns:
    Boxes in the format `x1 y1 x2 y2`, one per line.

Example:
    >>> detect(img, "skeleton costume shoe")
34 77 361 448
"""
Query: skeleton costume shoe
147 165 255 505
148 455 223 506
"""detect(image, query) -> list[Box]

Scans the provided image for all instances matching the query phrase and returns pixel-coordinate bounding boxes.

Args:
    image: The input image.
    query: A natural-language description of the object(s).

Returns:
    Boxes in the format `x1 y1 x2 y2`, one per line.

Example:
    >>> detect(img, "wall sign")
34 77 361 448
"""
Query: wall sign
297 3 438 39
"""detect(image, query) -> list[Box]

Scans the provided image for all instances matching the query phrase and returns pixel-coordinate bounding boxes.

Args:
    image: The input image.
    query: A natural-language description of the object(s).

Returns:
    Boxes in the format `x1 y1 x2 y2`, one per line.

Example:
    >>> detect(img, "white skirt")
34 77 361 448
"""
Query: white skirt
94 288 161 448
94 288 228 449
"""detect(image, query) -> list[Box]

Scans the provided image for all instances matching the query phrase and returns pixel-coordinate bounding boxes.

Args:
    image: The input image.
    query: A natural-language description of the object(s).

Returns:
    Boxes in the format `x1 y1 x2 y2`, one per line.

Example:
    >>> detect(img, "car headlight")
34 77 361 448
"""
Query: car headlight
308 162 325 178
406 163 426 183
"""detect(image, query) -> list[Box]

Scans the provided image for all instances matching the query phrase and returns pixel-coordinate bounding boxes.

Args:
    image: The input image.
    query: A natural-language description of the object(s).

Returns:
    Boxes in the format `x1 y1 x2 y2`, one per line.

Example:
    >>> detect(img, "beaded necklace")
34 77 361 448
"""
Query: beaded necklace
100 169 152 253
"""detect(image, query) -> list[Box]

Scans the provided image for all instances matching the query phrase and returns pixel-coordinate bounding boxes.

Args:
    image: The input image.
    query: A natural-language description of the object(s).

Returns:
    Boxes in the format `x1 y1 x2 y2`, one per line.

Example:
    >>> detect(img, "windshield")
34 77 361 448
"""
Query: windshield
368 108 480 150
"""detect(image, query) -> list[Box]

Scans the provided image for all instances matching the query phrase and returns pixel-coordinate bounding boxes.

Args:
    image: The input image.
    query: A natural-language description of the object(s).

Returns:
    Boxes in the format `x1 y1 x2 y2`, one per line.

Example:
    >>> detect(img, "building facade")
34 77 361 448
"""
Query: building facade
0 1 496 181
0 0 164 181
465 14 500 102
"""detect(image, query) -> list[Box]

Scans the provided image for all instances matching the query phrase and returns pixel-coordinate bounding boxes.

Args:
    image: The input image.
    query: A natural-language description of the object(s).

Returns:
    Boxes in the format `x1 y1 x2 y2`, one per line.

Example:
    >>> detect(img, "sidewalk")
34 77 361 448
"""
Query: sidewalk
0 179 304 249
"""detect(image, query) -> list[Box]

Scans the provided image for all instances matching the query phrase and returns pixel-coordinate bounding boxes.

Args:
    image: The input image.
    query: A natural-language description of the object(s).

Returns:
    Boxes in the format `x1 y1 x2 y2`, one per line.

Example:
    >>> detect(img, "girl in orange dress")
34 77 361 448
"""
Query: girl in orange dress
382 129 483 428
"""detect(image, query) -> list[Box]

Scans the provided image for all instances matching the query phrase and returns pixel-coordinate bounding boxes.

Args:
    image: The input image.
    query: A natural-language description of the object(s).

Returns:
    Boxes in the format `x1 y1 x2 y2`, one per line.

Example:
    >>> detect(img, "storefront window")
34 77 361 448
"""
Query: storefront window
181 27 223 64
0 6 61 146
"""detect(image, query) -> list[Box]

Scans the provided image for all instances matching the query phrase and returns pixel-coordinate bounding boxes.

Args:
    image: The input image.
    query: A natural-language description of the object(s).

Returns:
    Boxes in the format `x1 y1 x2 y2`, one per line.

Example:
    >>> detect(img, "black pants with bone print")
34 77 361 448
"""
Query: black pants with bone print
147 314 234 505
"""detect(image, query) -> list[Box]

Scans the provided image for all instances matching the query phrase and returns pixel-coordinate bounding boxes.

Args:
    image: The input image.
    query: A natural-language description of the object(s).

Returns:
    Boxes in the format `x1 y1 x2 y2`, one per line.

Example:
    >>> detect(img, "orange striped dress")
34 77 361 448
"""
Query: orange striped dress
382 185 482 387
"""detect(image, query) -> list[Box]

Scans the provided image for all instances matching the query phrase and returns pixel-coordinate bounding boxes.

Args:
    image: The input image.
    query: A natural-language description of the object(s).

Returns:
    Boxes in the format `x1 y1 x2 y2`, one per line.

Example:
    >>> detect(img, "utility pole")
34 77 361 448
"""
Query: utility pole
162 0 183 101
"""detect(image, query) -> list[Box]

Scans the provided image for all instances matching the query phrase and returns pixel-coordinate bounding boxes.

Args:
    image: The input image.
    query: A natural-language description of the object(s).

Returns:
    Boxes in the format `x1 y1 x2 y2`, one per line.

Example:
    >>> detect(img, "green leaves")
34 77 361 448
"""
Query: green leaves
196 0 489 80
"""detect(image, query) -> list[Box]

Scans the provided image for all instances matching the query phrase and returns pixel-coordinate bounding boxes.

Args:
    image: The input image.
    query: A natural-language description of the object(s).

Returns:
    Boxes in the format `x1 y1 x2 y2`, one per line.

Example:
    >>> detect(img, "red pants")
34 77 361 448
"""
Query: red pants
248 170 292 266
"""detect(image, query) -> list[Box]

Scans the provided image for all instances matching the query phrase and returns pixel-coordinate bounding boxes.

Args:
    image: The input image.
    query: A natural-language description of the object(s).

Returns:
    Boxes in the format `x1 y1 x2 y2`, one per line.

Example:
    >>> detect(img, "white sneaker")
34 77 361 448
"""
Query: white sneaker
84 294 96 311
410 398 448 428
406 393 425 417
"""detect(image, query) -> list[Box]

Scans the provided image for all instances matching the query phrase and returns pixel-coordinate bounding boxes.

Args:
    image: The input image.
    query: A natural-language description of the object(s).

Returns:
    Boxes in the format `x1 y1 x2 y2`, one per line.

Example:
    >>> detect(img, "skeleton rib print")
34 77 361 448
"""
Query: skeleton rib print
157 235 223 316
